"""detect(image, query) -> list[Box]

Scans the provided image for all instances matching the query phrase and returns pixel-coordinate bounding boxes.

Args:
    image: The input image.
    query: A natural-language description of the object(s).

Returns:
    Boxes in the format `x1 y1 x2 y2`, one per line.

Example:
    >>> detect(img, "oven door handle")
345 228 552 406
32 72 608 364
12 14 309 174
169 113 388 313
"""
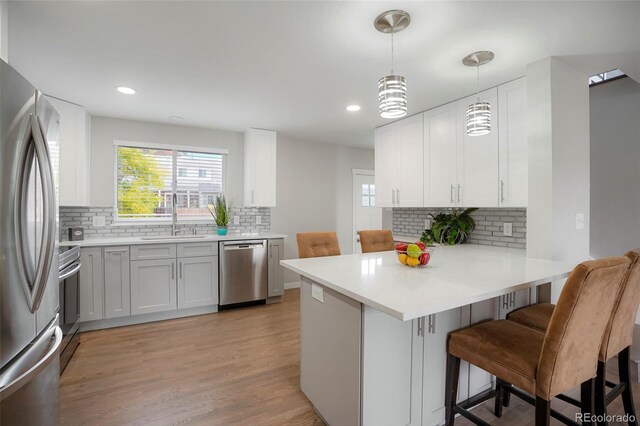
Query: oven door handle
59 262 81 281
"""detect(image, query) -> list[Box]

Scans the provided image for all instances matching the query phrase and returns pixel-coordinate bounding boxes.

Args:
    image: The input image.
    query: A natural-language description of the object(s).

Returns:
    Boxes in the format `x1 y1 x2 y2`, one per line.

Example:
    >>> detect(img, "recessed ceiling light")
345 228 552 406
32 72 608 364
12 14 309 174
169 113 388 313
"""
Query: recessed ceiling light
346 105 361 112
169 115 184 121
116 86 137 95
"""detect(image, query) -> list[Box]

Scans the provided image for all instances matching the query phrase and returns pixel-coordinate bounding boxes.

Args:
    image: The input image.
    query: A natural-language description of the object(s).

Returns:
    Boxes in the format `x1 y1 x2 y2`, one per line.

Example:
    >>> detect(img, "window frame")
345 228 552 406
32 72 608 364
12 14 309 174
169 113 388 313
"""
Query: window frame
112 140 229 224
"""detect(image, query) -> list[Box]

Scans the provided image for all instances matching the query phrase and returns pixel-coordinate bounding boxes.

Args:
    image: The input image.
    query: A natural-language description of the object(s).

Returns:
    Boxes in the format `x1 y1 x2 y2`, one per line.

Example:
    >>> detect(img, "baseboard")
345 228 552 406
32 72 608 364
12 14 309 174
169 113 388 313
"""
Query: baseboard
284 281 301 290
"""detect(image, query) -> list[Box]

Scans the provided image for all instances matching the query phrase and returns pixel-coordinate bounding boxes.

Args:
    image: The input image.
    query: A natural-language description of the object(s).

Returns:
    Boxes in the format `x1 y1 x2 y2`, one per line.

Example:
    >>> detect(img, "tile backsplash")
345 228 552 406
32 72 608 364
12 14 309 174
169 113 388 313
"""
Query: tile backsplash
59 206 271 241
392 208 527 249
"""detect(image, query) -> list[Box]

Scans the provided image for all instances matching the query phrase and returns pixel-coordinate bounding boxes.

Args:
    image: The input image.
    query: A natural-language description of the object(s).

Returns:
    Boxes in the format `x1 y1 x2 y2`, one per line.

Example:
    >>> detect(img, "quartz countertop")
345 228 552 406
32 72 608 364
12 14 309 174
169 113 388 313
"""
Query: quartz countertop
281 245 574 321
59 232 287 247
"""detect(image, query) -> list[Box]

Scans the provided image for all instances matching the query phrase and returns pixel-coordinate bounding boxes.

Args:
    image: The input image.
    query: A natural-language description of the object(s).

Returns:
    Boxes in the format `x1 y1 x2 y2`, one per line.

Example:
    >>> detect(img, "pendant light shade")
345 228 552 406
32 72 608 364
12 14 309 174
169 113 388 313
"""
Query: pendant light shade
378 75 407 119
463 51 494 136
375 10 410 119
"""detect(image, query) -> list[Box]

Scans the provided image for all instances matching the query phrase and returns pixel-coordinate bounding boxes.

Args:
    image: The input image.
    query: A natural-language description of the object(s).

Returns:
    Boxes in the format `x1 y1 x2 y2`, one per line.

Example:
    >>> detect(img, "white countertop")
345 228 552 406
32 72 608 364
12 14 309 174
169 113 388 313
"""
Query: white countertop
281 245 574 321
60 232 287 247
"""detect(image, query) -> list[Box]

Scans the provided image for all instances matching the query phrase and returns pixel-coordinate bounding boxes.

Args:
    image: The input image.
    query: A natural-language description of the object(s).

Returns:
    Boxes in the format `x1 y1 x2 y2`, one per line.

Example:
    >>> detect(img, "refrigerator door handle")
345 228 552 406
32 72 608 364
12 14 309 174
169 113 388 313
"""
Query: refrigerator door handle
0 318 62 401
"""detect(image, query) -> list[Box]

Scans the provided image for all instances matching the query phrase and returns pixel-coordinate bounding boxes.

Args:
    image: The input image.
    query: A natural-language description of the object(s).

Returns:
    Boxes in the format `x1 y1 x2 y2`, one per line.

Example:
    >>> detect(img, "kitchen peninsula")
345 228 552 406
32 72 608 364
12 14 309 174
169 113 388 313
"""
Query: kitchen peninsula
281 245 574 426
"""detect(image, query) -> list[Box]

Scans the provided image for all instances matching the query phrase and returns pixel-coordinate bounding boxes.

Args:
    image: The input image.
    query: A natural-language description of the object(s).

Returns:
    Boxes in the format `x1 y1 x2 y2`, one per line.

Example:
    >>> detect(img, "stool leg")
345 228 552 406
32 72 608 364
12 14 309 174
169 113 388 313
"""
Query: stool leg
503 381 512 407
445 353 461 426
618 347 638 426
582 378 596 426
494 378 504 418
595 361 607 426
535 397 551 426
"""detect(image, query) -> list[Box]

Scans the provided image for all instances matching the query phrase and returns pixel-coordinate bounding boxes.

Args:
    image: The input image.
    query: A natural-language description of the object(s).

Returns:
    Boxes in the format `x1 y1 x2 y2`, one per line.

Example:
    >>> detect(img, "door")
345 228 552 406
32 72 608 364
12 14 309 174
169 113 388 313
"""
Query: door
79 247 104 321
374 125 397 208
353 171 382 253
397 114 424 207
458 88 500 207
177 255 218 309
130 258 177 315
104 247 130 319
498 77 528 207
268 239 284 297
244 129 276 207
423 103 458 207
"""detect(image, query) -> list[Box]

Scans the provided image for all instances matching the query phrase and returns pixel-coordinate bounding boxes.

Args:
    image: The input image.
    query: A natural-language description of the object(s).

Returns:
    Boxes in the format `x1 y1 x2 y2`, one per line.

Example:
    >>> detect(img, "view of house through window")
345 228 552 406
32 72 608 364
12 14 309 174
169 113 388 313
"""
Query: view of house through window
116 145 225 220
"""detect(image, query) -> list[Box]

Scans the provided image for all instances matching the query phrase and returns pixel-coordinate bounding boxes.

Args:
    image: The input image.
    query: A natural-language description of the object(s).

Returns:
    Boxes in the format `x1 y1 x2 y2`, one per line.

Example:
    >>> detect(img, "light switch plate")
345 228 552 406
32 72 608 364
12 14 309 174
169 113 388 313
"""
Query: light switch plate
256 215 262 225
233 216 240 225
503 223 513 237
92 216 105 227
311 284 324 303
576 213 585 230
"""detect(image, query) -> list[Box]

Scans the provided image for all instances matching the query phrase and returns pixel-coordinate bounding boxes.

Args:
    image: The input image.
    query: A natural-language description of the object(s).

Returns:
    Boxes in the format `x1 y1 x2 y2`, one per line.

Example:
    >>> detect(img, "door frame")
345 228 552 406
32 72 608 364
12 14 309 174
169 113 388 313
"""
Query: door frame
352 169 375 253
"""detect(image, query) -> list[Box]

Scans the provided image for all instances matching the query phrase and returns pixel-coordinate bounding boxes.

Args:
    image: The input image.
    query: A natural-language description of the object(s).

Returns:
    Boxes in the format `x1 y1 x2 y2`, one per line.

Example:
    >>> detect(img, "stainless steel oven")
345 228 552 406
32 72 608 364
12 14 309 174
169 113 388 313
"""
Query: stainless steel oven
58 245 81 374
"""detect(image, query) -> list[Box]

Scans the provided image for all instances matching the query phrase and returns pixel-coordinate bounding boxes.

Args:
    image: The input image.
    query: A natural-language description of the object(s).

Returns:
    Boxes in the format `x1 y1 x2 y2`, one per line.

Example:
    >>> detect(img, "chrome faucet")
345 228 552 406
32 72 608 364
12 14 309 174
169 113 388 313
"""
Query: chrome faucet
171 193 180 236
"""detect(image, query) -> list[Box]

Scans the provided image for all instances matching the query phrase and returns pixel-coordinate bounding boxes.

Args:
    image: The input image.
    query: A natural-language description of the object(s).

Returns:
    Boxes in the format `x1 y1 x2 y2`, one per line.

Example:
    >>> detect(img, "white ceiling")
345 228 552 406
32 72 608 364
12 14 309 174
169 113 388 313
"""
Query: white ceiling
7 1 640 148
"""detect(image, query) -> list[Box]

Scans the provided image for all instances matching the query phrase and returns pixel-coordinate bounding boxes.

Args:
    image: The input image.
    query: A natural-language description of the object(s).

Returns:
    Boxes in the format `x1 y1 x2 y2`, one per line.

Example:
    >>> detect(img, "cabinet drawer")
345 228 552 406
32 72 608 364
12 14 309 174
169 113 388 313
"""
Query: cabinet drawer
130 244 177 261
177 242 218 258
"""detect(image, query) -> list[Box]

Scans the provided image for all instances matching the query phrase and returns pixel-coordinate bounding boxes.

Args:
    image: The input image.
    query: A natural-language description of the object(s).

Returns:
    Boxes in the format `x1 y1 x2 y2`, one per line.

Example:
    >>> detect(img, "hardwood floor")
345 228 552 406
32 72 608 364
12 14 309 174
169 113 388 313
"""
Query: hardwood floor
61 290 640 425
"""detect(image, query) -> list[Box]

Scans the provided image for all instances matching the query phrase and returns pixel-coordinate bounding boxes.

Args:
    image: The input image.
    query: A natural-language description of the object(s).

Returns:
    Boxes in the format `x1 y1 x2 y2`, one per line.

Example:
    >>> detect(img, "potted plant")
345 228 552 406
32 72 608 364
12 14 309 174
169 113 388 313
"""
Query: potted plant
421 208 478 246
208 195 230 235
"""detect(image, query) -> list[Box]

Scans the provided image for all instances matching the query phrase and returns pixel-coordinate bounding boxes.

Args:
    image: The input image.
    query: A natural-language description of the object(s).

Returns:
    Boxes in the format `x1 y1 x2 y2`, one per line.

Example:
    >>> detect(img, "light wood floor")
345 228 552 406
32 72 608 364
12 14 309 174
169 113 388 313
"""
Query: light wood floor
61 289 640 425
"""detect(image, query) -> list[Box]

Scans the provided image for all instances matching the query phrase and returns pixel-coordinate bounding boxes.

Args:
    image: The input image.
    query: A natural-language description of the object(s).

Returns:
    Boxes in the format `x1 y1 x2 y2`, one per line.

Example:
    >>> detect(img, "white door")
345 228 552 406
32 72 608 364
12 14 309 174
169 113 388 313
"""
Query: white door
374 126 397 207
353 171 383 253
397 114 424 207
424 103 458 207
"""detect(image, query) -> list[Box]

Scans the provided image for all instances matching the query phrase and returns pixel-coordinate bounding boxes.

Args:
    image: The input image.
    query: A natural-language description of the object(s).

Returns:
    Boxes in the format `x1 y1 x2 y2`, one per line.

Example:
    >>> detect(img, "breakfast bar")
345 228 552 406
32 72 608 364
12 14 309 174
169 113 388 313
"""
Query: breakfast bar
281 245 574 426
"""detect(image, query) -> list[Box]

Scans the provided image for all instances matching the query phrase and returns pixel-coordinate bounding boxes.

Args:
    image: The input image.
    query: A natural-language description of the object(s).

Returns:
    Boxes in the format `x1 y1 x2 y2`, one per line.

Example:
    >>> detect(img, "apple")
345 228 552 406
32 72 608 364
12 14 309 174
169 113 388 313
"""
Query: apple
415 241 426 250
395 242 408 252
419 251 431 266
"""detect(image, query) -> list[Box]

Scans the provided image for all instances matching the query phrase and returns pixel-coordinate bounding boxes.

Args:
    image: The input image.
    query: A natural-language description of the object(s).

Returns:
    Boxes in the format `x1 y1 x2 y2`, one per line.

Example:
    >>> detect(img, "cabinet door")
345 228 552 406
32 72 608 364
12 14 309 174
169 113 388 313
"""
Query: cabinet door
374 125 398 207
130 259 177 315
79 247 104 322
268 239 284 297
457 88 500 207
397 114 424 207
498 77 528 207
422 309 462 426
497 289 531 319
244 128 277 207
467 299 497 398
177 256 218 309
104 247 130 319
423 103 458 207
361 306 423 426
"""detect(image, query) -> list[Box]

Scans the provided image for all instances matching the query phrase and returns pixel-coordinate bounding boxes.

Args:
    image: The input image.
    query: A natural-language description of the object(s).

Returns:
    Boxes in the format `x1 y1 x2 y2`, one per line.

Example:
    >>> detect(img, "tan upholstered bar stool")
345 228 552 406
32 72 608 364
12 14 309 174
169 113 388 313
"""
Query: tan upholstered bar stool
506 249 640 425
445 256 631 426
359 230 395 253
296 232 341 259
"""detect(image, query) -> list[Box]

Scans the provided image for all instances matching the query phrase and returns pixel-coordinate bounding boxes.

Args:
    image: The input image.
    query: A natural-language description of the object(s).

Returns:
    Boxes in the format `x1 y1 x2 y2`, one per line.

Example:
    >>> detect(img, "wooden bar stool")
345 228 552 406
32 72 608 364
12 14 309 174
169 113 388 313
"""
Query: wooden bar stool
296 232 341 259
358 229 395 253
506 249 640 425
445 256 631 426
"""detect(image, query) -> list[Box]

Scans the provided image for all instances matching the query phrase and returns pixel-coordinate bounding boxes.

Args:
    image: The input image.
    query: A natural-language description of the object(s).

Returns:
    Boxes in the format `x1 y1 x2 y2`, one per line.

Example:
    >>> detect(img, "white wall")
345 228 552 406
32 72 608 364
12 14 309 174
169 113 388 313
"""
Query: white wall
90 116 245 207
590 77 640 257
270 136 374 284
1 1 8 62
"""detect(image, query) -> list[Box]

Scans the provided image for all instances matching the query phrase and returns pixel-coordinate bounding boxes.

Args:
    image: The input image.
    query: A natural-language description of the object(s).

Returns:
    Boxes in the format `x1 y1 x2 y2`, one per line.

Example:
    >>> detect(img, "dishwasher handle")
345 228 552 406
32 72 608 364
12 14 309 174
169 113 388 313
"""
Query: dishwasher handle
223 240 266 250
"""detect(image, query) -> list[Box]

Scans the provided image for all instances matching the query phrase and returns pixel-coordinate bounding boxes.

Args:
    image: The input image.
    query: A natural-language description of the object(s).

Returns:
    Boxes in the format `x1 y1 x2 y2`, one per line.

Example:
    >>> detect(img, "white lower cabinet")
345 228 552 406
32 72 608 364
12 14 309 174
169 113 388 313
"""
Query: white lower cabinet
177 256 218 309
79 247 104 322
130 258 177 315
104 246 131 319
497 288 531 319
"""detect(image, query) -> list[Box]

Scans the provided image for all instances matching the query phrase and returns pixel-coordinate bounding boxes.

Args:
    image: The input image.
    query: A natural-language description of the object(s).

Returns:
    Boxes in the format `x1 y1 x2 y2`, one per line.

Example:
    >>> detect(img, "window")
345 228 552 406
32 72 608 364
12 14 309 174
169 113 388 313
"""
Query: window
115 144 226 221
361 184 376 207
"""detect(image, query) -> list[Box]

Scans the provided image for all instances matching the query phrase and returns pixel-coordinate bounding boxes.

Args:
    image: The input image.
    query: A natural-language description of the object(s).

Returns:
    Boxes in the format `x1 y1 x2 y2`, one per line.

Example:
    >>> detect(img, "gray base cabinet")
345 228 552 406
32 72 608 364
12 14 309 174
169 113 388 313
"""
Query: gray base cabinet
268 239 284 297
79 247 104 322
130 258 177 315
104 247 130 319
177 255 218 309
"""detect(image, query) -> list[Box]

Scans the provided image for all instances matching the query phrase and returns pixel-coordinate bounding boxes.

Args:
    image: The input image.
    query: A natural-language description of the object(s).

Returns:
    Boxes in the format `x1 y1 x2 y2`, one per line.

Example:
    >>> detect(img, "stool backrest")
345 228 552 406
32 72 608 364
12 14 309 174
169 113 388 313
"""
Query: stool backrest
600 249 640 360
536 256 630 400
359 230 395 253
296 232 341 259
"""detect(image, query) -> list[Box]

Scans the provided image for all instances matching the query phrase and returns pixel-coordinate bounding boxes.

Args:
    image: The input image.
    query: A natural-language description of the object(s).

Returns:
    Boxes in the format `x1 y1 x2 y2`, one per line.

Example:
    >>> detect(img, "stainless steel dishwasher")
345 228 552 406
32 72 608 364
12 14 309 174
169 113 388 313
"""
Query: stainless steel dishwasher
219 240 268 309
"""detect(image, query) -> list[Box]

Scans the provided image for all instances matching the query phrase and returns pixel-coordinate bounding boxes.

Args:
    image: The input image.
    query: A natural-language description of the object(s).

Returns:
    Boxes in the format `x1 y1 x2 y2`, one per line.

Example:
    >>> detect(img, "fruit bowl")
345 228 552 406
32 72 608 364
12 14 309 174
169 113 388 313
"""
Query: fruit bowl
395 242 434 268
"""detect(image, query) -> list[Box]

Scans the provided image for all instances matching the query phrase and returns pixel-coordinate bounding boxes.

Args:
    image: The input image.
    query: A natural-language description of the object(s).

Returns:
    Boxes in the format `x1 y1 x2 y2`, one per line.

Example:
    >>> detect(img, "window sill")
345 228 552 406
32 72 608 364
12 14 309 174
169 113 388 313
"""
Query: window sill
111 219 215 227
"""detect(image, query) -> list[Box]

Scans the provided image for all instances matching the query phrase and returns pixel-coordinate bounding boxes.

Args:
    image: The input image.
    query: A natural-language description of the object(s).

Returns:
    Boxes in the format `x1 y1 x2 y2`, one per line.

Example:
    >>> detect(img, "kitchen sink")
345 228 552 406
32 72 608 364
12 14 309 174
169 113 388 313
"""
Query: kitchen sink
141 235 207 240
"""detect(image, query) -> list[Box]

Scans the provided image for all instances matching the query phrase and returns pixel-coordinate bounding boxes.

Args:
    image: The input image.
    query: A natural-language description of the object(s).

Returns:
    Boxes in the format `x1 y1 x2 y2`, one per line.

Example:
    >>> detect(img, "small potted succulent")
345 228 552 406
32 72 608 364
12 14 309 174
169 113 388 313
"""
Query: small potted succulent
421 208 478 246
208 195 230 235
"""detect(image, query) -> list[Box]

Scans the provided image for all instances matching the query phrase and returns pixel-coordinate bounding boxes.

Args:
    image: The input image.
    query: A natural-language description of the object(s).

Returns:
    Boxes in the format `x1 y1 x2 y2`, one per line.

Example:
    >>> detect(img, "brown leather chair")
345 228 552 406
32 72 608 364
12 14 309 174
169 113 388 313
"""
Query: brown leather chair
296 232 341 259
445 256 631 426
359 230 395 253
506 249 640 424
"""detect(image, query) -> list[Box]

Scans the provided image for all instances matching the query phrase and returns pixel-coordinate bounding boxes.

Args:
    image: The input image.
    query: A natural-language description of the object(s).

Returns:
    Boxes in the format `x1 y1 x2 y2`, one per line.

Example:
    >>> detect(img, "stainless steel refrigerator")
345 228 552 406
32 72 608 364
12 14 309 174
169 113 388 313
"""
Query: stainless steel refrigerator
0 59 62 425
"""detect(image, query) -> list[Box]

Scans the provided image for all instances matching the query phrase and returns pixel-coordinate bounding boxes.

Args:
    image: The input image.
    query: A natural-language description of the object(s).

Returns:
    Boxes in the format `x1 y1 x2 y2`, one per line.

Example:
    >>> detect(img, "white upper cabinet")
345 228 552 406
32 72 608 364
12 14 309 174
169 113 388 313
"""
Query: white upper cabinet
374 114 424 208
244 128 276 207
47 96 91 206
498 77 528 207
423 103 458 208
457 87 500 208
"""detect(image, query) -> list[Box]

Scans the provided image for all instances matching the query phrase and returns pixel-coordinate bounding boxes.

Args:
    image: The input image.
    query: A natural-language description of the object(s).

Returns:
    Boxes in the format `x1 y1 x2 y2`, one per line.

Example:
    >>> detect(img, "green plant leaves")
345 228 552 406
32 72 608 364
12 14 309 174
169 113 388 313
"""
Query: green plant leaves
422 208 477 245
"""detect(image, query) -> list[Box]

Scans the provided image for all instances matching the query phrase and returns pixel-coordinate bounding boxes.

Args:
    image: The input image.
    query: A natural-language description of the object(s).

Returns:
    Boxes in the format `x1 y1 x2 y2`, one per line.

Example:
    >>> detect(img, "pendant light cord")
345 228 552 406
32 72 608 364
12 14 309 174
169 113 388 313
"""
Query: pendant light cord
476 64 480 101
390 31 395 74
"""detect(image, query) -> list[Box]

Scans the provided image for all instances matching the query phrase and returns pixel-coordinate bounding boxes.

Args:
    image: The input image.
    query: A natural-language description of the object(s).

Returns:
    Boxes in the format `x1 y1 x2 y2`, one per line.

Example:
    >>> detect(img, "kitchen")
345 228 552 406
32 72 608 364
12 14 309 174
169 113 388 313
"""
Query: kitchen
1 2 640 426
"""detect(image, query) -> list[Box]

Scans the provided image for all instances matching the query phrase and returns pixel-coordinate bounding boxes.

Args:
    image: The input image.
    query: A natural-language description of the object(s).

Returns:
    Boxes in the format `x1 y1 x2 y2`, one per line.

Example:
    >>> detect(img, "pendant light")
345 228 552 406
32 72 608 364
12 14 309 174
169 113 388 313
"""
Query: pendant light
463 51 494 136
375 10 410 119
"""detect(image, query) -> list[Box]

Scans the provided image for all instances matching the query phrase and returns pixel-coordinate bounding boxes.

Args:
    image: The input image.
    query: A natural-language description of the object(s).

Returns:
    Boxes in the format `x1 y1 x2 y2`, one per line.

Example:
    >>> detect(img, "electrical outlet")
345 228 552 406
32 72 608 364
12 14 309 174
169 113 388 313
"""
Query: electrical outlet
92 216 105 227
256 215 262 225
503 223 513 237
233 216 240 225
424 219 431 229
576 213 585 230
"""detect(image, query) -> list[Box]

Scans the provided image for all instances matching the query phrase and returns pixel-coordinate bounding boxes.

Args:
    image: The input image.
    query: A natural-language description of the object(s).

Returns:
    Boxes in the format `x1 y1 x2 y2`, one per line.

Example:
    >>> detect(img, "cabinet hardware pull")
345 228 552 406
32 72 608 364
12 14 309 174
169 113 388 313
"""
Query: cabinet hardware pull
392 189 396 205
251 190 254 204
418 317 425 336
500 180 505 203
457 184 462 204
502 295 509 310
450 185 455 204
171 262 175 279
179 262 182 279
428 314 436 334
396 188 400 204
510 292 516 307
